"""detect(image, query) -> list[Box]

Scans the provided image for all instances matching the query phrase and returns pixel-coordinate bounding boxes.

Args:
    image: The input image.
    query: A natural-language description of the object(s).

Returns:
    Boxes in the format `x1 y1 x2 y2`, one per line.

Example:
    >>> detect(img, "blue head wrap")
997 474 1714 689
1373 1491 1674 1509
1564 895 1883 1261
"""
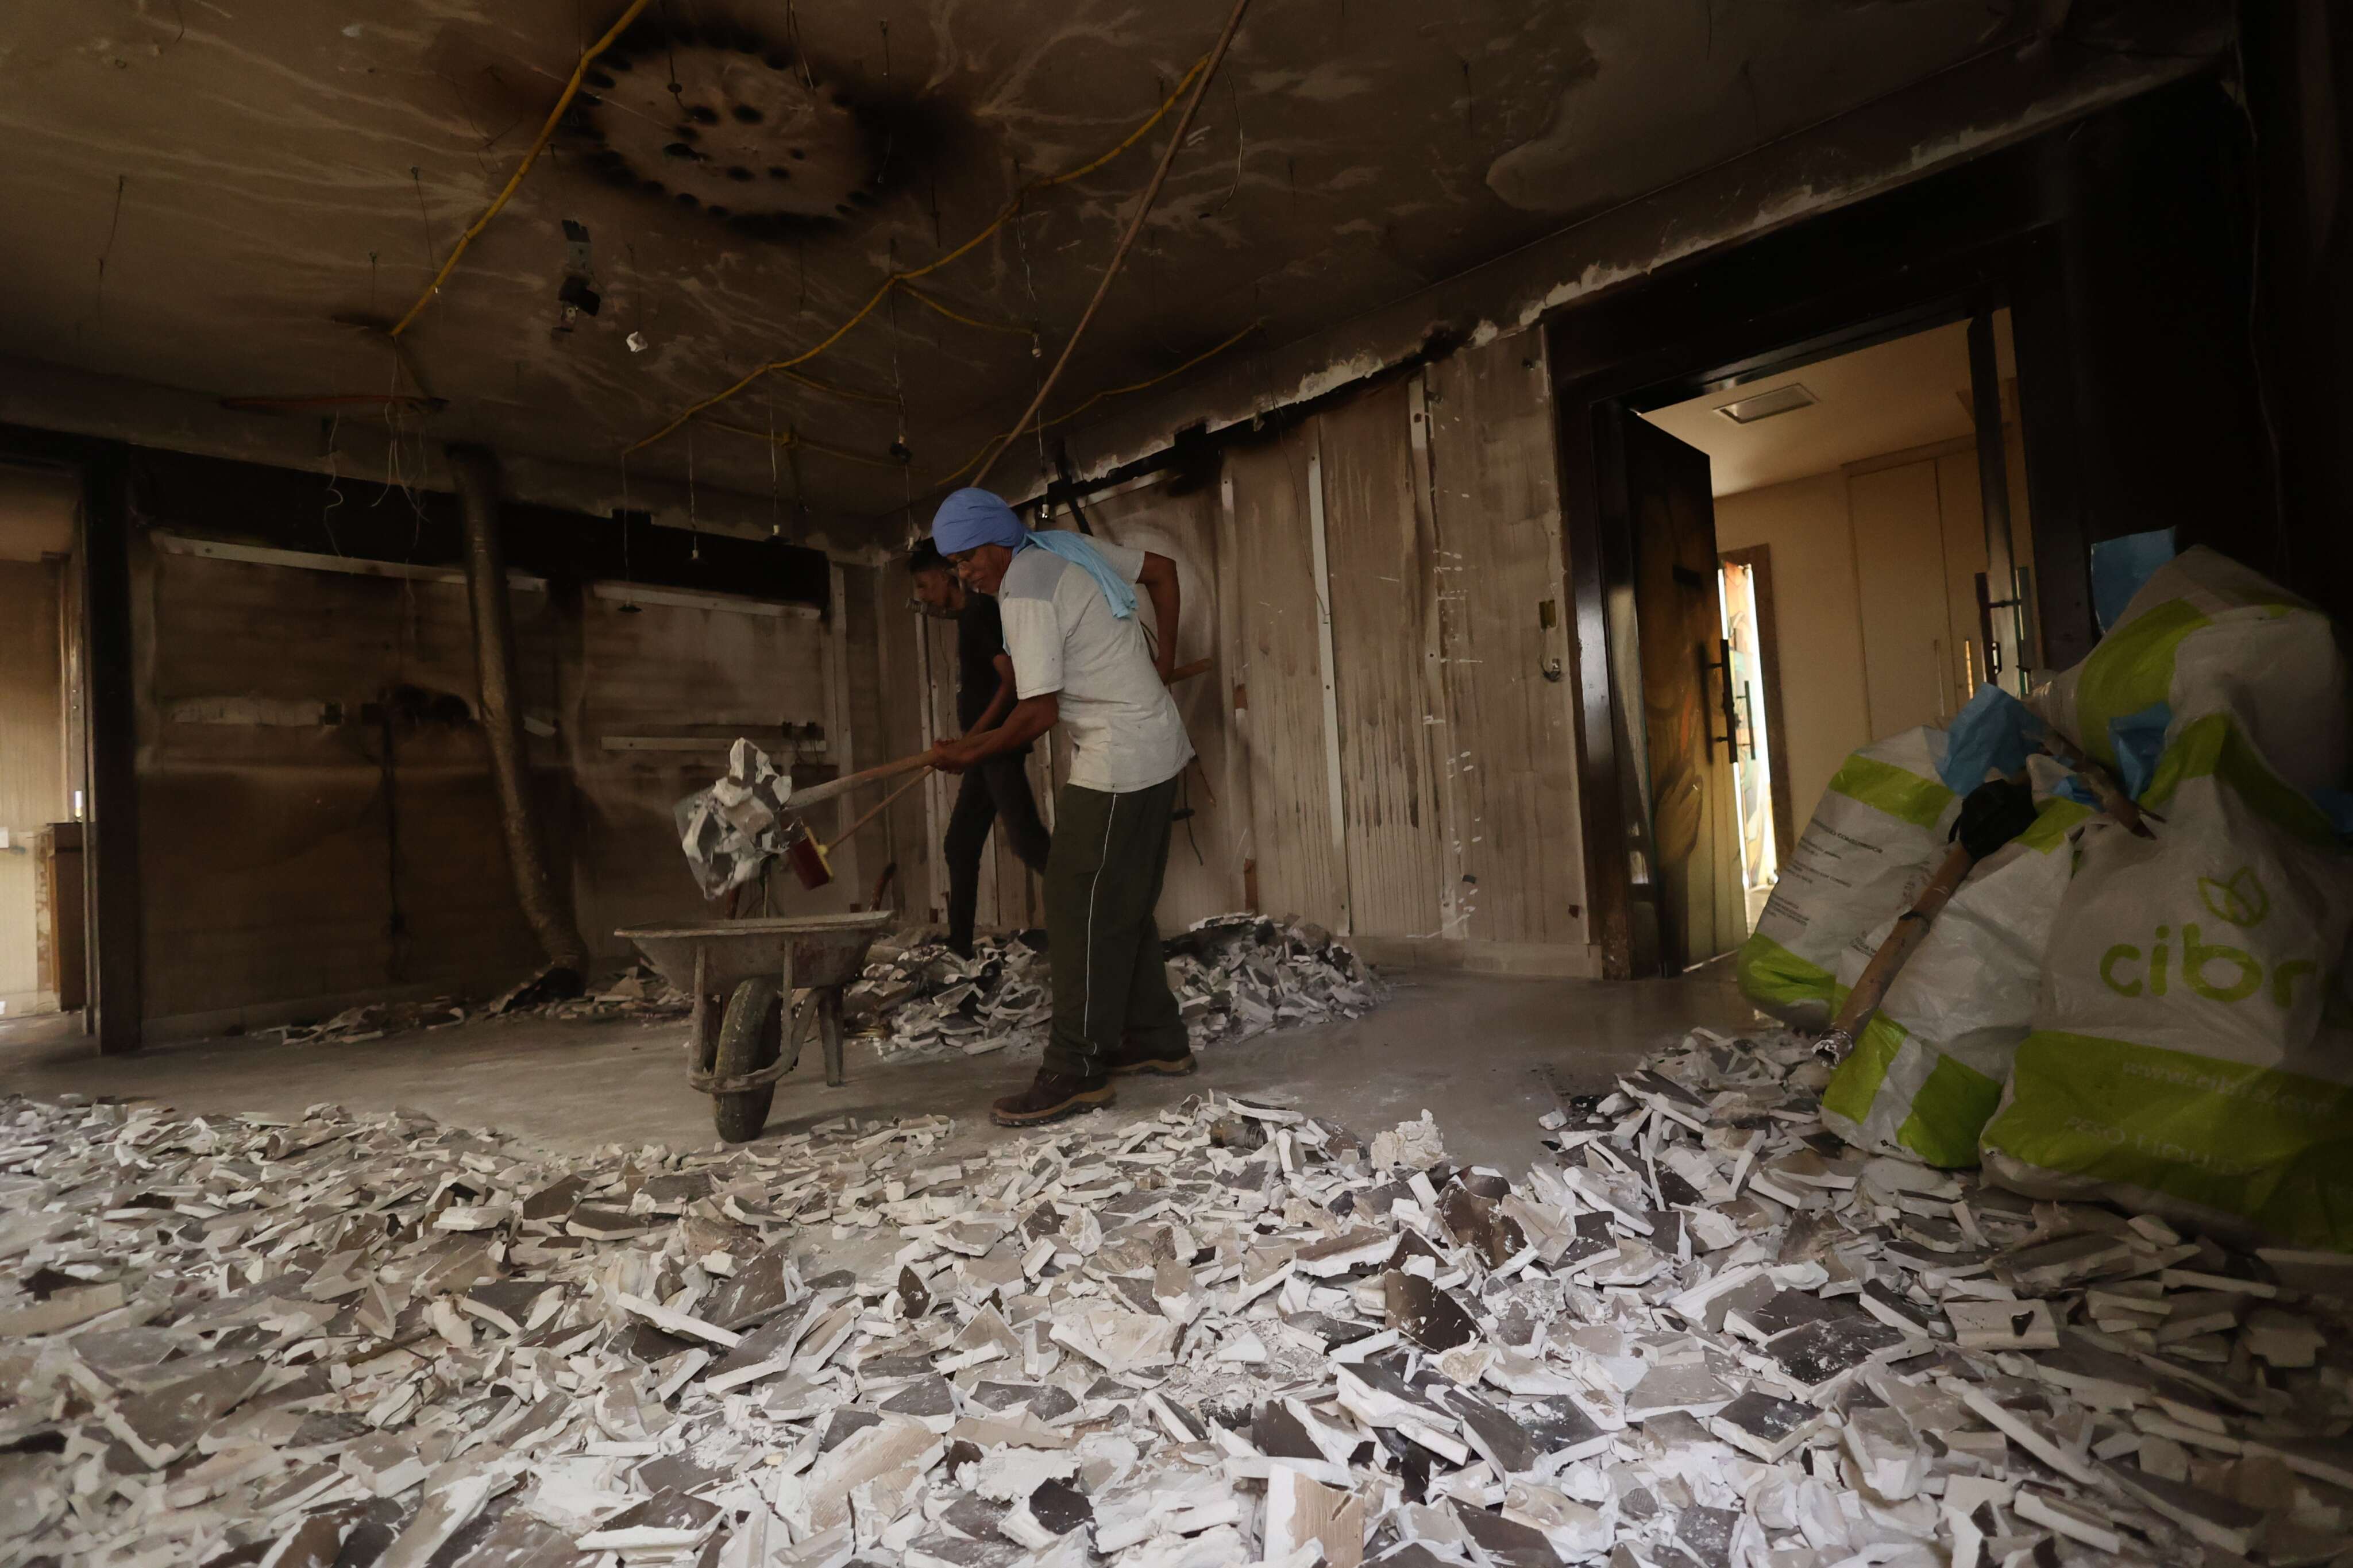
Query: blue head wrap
929 487 1137 619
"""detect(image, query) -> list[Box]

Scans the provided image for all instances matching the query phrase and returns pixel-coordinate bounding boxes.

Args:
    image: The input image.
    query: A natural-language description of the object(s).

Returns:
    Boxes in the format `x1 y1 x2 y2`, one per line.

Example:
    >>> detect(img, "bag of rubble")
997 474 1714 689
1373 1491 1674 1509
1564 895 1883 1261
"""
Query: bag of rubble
1978 714 2353 1249
1738 686 2048 1027
2030 543 2348 800
1820 755 2094 1168
674 738 791 897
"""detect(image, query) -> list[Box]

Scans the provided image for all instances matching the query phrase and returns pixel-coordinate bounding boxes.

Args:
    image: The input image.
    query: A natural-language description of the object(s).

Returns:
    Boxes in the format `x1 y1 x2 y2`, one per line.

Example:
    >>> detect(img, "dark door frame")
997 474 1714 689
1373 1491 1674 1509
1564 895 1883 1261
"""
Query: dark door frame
1 427 140 1053
1541 130 2100 979
1544 76 2269 978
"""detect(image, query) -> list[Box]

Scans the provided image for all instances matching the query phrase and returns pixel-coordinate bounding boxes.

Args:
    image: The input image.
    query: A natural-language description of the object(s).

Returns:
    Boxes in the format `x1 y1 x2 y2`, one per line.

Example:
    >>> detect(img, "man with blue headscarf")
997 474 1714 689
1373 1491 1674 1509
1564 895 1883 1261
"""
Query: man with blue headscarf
927 486 1197 1126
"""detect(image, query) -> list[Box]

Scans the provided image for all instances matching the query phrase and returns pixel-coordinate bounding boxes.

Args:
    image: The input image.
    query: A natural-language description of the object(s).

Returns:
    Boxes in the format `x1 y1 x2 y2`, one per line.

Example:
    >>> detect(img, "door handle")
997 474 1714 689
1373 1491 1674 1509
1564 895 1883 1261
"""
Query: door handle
1706 638 1738 760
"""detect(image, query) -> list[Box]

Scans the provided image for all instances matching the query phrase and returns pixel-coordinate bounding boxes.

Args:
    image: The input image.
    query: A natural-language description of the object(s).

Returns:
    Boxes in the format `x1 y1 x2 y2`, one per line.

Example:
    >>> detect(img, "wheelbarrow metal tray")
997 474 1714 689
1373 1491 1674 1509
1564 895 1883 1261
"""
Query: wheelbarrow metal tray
618 909 897 994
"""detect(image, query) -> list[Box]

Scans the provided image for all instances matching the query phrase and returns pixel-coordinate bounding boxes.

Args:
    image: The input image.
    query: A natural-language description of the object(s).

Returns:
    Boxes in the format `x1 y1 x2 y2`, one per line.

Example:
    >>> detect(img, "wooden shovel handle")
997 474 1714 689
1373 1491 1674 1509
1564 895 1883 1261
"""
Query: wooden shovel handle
2040 729 2155 837
824 770 930 853
1831 843 1976 1036
790 658 1206 817
784 750 934 812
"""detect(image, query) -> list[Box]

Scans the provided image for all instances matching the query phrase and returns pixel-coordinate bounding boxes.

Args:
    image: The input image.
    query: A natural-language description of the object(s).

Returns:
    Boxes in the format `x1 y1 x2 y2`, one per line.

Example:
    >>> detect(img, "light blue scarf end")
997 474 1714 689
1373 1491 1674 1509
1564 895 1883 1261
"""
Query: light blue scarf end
1024 530 1138 620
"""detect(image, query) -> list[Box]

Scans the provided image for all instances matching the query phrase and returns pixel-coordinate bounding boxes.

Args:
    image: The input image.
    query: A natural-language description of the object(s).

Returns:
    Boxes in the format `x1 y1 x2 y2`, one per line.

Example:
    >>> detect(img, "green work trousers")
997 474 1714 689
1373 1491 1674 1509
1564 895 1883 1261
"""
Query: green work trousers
1043 776 1187 1079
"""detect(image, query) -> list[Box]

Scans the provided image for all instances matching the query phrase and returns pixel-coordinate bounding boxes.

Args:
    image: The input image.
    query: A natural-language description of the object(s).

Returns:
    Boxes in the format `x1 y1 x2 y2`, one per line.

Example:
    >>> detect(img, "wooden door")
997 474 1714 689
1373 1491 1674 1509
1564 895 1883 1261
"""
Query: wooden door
1224 432 1348 929
1620 415 1745 974
1320 381 1445 938
1849 459 1958 736
1427 341 1588 949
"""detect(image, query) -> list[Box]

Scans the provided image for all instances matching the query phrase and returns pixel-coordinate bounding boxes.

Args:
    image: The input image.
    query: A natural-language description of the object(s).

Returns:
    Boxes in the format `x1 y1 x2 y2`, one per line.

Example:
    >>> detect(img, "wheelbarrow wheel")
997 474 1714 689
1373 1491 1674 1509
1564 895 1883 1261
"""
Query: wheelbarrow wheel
711 976 784 1143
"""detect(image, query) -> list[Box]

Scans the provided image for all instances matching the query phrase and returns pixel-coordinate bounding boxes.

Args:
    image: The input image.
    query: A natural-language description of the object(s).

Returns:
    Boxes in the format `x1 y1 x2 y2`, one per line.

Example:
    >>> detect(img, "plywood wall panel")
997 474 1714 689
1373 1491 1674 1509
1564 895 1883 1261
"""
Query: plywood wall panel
840 563 902 907
870 569 933 920
136 549 554 1017
1425 337 1588 948
1316 381 1445 938
573 590 840 952
1225 431 1349 929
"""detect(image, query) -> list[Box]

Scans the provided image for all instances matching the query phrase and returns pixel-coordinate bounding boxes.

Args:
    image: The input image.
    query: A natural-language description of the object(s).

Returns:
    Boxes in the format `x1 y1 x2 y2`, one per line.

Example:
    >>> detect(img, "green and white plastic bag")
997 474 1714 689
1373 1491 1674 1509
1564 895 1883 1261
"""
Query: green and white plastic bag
1739 685 2054 1028
2031 544 2348 800
1978 716 2353 1249
1736 727 1958 1026
1820 756 2094 1168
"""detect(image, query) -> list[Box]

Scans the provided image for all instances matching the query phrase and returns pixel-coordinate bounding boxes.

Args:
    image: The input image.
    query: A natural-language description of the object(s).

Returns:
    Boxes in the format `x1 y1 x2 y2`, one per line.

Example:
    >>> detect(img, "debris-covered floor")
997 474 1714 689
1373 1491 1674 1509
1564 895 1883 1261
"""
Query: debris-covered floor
8 995 2353 1568
0 968 1753 1175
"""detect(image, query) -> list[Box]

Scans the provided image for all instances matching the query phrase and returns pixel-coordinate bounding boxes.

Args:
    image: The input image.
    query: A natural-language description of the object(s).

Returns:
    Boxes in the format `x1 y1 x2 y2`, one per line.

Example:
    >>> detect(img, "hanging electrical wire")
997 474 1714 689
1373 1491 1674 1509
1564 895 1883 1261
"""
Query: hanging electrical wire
623 49 1217 455
693 417 902 469
970 0 1255 486
767 395 783 538
896 281 1038 342
388 0 654 338
932 317 1262 488
1016 210 1053 496
616 457 644 613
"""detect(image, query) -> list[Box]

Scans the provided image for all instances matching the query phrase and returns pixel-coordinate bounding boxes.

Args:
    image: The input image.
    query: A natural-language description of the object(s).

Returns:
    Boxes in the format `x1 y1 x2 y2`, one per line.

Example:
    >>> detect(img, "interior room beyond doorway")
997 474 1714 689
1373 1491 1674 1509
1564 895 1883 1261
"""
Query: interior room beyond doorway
0 466 83 1024
1638 315 2034 916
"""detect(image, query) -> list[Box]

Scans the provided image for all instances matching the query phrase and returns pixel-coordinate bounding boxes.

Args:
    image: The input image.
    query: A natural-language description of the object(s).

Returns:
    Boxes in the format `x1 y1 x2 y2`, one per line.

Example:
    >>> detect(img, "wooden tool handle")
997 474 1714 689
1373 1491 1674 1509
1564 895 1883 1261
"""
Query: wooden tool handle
825 770 930 852
1830 842 1975 1034
790 660 1206 817
784 750 934 812
2041 730 2155 837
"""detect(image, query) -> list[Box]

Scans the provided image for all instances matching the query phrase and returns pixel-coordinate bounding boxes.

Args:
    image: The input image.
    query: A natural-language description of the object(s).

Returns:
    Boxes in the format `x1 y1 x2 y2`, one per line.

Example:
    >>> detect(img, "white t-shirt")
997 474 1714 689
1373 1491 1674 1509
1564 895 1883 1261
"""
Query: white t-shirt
998 539 1194 794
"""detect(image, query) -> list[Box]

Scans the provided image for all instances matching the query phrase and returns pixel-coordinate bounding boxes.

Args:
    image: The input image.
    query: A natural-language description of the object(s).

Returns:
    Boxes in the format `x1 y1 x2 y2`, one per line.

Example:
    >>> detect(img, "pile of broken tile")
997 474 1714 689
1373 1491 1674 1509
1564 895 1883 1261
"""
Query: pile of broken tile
273 967 692 1047
848 915 1386 1064
5 1019 2350 1568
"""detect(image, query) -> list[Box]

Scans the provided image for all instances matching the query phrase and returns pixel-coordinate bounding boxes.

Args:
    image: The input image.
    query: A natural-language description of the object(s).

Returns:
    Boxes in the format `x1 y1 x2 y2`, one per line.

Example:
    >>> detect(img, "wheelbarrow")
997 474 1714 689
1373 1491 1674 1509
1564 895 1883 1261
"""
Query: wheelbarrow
617 909 897 1142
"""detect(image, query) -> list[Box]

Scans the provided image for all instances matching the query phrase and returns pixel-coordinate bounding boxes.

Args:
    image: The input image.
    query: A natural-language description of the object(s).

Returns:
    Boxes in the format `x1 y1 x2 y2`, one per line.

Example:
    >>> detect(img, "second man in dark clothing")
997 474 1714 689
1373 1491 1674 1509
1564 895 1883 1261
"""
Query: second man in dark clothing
908 541 1052 958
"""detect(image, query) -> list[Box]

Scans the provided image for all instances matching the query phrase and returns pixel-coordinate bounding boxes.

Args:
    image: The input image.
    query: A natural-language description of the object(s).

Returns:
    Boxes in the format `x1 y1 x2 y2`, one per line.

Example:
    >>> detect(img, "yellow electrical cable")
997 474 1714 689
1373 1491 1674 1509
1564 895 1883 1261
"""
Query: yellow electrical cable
776 369 897 405
628 280 898 453
1029 57 1211 194
898 282 1036 339
696 416 902 469
931 318 1263 488
624 53 1212 454
389 0 653 338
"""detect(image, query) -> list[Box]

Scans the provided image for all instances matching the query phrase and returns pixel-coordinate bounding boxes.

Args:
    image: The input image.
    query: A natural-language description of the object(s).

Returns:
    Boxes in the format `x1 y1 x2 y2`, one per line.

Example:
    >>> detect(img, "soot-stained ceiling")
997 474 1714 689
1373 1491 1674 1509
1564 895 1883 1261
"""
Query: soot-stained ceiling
0 1 2220 537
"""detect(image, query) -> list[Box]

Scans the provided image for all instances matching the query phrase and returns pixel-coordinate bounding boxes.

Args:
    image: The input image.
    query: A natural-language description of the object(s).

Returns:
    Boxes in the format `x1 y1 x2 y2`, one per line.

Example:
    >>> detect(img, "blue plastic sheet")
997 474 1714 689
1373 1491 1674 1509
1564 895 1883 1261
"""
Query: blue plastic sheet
2090 527 2178 633
1938 683 2048 793
2106 701 2173 800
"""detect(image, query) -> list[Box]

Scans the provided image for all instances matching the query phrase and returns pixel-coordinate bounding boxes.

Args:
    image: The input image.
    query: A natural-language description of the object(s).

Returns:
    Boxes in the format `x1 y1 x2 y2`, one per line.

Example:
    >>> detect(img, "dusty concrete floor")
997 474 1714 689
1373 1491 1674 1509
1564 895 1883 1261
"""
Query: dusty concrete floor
0 966 1757 1175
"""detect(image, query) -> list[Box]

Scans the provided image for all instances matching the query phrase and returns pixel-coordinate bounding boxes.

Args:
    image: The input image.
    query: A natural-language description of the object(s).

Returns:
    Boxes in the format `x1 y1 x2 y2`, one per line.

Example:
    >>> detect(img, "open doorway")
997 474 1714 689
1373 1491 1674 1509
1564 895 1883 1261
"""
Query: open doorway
0 466 86 1029
1586 310 2036 975
1715 549 1780 928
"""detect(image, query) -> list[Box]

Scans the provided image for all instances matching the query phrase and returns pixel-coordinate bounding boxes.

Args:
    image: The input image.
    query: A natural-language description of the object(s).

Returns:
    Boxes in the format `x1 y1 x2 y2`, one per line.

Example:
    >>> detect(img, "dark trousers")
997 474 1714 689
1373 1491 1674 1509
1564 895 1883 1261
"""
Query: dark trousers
1043 777 1186 1080
943 752 1052 955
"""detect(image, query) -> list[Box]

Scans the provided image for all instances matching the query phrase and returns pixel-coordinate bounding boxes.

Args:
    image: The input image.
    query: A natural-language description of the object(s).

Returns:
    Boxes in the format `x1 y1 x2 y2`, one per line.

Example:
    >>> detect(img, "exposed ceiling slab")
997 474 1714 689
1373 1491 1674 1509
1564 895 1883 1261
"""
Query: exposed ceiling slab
1641 320 2022 497
0 1 2229 538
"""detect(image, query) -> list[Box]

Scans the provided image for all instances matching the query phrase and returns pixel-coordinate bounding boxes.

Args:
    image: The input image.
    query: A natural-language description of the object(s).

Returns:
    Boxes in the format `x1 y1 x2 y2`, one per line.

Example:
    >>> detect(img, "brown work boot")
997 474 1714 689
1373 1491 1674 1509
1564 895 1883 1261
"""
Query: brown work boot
990 1069 1114 1127
1108 1038 1198 1077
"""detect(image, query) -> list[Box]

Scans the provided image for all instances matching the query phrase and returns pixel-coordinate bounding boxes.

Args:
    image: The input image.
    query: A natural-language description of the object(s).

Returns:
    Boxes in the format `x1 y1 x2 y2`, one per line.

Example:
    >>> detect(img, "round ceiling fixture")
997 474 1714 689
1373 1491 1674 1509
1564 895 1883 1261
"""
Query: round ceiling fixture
571 21 883 236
